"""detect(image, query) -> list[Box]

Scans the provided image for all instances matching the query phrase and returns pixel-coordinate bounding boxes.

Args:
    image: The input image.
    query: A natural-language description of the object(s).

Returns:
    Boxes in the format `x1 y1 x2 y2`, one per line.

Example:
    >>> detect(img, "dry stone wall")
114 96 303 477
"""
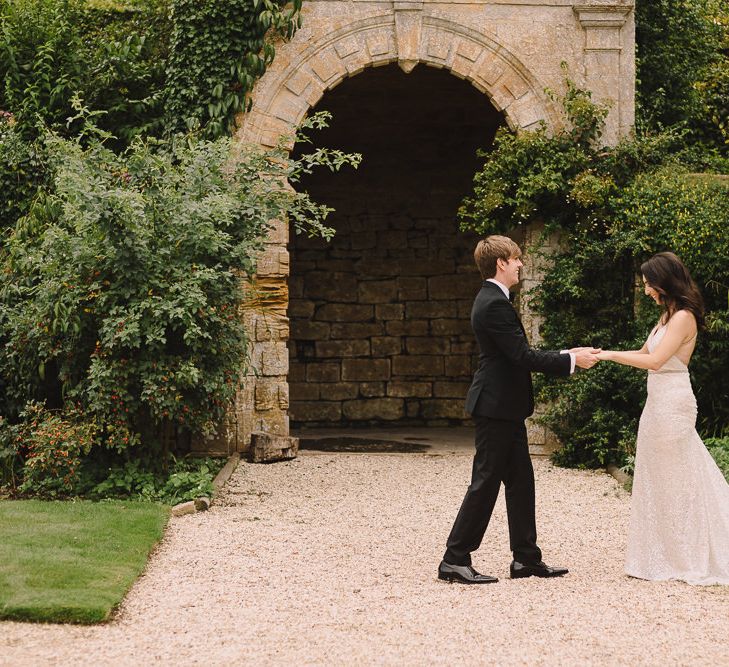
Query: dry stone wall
289 215 481 427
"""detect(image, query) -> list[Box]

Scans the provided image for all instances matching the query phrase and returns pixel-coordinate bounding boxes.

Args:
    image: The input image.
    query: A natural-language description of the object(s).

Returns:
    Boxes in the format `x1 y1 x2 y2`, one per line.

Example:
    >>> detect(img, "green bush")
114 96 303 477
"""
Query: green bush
13 402 95 498
0 114 359 458
460 80 729 469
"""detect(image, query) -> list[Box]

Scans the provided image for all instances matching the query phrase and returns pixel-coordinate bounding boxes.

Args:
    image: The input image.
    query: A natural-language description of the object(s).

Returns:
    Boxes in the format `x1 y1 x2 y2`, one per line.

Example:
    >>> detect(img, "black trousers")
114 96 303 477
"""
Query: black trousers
443 416 542 566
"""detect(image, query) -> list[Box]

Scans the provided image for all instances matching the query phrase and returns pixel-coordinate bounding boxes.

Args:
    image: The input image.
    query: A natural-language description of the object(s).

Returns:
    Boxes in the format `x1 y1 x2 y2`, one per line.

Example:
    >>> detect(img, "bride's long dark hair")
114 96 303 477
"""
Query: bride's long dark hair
640 252 705 329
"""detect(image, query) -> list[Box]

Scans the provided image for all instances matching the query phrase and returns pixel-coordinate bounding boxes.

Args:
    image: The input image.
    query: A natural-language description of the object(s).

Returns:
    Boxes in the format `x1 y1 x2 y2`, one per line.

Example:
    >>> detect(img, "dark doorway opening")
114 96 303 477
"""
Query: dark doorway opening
288 64 505 428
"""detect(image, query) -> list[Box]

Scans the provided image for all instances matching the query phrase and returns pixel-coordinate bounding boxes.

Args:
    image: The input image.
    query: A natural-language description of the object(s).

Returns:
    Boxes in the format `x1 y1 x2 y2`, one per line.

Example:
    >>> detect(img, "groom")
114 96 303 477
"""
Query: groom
438 235 599 584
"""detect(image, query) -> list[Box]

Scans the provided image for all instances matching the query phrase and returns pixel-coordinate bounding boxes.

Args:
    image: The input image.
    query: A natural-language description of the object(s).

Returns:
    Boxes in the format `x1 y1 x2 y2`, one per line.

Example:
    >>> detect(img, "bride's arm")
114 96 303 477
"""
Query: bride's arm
597 311 696 370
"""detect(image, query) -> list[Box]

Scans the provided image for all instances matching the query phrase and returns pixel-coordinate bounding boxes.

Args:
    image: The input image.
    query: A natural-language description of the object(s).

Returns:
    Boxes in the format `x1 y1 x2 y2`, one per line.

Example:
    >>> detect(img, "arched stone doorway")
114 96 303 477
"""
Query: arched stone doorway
228 1 635 453
288 64 503 428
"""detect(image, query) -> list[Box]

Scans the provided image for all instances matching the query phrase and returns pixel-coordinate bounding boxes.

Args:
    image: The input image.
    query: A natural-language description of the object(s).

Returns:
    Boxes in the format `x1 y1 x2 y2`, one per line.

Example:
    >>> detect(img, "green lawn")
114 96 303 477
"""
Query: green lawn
0 499 169 624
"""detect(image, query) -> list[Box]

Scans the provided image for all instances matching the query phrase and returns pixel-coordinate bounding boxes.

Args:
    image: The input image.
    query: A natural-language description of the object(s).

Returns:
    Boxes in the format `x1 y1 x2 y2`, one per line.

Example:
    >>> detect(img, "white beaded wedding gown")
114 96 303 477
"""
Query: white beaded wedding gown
625 323 729 584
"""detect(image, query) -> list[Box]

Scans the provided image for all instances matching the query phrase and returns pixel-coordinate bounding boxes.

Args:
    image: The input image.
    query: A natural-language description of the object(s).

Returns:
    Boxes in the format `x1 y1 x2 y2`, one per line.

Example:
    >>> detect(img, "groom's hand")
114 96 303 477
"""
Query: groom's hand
574 348 601 369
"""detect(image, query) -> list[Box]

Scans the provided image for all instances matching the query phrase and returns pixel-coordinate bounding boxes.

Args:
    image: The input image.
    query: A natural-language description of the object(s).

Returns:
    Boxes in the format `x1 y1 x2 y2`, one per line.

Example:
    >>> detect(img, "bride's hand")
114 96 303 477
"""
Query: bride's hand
596 351 612 361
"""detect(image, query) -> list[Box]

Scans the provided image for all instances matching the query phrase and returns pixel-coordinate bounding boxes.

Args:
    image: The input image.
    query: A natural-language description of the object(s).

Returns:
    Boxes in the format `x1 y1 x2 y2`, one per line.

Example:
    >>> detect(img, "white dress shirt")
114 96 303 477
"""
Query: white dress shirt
486 279 575 374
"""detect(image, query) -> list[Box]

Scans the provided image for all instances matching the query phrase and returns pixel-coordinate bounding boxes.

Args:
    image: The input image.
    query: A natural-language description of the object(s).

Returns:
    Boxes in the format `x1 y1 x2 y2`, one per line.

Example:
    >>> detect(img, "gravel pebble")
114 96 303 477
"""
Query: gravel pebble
2 451 728 666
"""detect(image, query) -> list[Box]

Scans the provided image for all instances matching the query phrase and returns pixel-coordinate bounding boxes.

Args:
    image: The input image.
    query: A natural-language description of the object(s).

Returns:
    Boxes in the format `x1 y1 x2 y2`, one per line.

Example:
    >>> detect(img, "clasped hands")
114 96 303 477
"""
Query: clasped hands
568 346 602 370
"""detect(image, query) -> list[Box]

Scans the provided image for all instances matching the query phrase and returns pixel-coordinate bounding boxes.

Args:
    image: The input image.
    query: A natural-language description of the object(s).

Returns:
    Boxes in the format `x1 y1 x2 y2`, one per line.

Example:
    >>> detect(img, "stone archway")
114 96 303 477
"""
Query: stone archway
226 0 635 453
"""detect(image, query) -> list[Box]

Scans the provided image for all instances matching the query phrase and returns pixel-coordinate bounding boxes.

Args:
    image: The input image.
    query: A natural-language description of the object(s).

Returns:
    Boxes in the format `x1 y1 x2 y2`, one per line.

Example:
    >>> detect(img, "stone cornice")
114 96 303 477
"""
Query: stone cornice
573 4 633 28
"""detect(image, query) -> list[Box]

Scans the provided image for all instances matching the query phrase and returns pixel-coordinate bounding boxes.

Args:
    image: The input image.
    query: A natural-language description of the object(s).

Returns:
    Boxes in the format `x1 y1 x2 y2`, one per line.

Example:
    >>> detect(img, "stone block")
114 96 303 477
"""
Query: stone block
406 301 457 319
431 319 472 336
375 304 404 320
392 355 444 376
377 230 408 247
330 322 385 339
445 356 473 377
398 259 454 276
428 275 479 300
306 362 340 382
421 399 467 420
289 299 315 318
371 336 403 356
316 303 374 322
317 382 359 400
406 399 420 418
355 259 401 277
398 277 427 300
288 363 306 383
387 381 432 398
315 339 370 358
406 337 450 355
305 272 358 301
360 381 386 397
351 232 377 249
386 320 429 336
342 358 390 381
255 314 290 342
291 321 331 341
250 431 299 463
342 398 404 420
290 401 342 422
359 279 399 303
433 381 470 398
290 382 319 401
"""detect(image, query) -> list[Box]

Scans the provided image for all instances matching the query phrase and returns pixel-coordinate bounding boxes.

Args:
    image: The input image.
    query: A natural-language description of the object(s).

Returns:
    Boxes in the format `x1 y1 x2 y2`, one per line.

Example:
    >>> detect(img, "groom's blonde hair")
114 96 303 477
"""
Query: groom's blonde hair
474 235 522 279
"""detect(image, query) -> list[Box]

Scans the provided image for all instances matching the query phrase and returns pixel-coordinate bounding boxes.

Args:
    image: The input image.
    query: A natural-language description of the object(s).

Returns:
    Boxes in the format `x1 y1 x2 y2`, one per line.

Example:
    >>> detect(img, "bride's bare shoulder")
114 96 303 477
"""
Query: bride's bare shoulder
670 309 698 331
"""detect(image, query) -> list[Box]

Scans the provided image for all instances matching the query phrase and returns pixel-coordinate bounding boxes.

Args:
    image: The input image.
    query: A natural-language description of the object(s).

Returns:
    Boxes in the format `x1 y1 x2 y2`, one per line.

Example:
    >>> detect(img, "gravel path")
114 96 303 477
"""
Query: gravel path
2 451 728 666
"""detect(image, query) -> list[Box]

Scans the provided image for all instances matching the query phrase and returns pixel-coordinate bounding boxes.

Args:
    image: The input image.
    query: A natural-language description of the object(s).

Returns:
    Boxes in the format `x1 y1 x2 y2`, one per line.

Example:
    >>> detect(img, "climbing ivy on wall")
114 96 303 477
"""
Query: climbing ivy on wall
164 0 302 139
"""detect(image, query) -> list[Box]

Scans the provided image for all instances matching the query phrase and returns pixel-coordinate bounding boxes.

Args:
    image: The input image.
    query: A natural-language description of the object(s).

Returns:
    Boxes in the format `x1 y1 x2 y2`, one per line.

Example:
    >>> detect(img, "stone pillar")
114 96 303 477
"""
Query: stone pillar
519 221 562 455
234 218 292 454
573 2 635 145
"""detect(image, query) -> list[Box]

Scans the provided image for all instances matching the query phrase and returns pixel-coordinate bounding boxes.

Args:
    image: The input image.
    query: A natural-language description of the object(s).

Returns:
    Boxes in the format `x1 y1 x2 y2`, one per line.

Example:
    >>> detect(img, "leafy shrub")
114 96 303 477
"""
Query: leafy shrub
84 455 222 504
11 402 95 498
460 80 729 469
0 114 359 455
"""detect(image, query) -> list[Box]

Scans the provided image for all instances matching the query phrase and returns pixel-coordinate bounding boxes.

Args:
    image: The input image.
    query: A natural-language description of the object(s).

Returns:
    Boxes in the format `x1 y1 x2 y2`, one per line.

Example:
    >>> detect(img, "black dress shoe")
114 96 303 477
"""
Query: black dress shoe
510 560 569 579
438 560 498 584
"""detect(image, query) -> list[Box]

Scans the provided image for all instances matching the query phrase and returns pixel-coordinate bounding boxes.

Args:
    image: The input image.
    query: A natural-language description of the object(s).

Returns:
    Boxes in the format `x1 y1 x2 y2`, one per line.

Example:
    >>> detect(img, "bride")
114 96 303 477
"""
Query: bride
596 252 729 585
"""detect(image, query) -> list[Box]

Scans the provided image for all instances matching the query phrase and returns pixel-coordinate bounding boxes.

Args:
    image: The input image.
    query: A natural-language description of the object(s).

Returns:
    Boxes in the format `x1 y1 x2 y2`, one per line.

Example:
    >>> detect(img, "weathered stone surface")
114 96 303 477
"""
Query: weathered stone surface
317 382 360 400
290 401 341 422
372 336 403 357
359 279 399 303
421 399 467 420
250 431 299 463
342 398 404 420
406 301 458 319
385 320 429 336
360 381 386 397
306 362 340 382
398 277 427 300
428 275 478 300
433 380 471 398
444 356 473 377
330 322 385 339
406 337 450 355
392 355 444 376
431 318 472 336
316 303 374 322
387 381 432 398
305 272 359 301
291 321 331 340
342 359 390 381
375 304 405 320
290 382 319 401
315 339 370 358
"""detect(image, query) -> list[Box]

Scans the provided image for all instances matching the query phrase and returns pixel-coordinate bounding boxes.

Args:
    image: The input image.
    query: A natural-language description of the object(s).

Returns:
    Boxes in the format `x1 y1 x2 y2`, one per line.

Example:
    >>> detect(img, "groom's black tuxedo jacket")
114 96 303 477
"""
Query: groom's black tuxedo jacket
465 281 571 421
